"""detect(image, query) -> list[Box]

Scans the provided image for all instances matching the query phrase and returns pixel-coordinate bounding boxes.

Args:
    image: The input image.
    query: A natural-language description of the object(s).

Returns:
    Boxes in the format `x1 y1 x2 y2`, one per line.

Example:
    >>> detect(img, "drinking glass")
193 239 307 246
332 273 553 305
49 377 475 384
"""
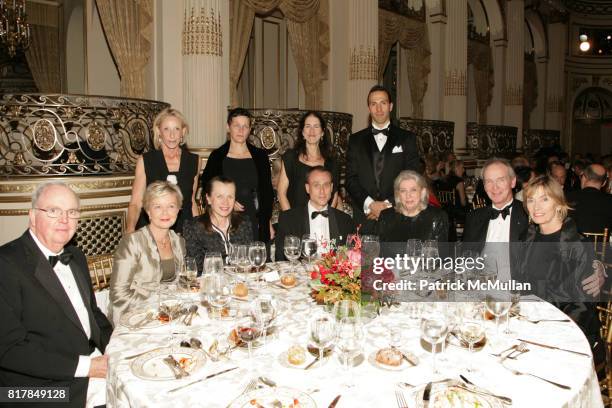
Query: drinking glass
332 299 361 322
250 295 277 347
336 317 364 387
205 274 231 311
406 239 422 257
504 291 521 335
248 242 267 271
233 244 251 281
459 316 485 372
422 240 440 272
234 318 261 370
420 312 448 374
204 252 223 275
485 292 512 335
361 235 381 267
180 257 197 291
301 234 318 264
346 234 359 250
309 314 335 368
227 244 238 269
283 235 301 266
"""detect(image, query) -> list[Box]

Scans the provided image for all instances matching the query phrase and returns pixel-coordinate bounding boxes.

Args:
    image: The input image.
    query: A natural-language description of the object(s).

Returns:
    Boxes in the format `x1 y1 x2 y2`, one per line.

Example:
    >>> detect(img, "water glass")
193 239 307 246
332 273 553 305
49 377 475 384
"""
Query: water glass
420 312 448 374
484 292 512 335
233 244 251 280
336 317 364 387
205 274 231 311
248 242 267 271
283 235 301 265
204 252 223 275
309 314 335 368
332 299 361 322
504 291 521 334
301 234 318 264
459 316 485 372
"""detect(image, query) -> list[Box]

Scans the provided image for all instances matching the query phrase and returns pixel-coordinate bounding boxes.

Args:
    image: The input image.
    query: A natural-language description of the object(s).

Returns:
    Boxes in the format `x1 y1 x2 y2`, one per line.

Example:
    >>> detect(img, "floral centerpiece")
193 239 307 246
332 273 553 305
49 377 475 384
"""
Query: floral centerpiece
309 231 395 305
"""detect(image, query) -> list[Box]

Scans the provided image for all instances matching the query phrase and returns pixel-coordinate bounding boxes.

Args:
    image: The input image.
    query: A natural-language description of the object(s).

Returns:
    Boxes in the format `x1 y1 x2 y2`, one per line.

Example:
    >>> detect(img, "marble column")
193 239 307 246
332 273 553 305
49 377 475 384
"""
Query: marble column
347 0 378 131
545 22 566 132
182 0 229 148
503 0 524 145
442 0 467 150
423 4 445 120
487 38 506 125
531 55 548 129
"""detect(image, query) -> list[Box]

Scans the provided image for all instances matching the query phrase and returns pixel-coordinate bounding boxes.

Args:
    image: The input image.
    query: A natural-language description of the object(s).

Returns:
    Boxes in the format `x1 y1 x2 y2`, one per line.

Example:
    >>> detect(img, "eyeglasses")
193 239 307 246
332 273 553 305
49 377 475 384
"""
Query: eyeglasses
35 208 81 219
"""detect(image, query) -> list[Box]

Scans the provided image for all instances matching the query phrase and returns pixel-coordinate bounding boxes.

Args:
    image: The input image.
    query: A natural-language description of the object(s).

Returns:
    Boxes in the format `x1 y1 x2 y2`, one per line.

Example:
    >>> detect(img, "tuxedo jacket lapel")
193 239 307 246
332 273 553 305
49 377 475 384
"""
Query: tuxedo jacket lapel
328 209 340 241
302 207 311 236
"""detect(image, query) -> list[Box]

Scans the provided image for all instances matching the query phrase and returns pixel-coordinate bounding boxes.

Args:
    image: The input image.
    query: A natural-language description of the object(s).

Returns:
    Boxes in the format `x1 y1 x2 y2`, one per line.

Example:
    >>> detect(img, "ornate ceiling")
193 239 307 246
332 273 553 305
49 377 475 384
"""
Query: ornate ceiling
562 0 612 15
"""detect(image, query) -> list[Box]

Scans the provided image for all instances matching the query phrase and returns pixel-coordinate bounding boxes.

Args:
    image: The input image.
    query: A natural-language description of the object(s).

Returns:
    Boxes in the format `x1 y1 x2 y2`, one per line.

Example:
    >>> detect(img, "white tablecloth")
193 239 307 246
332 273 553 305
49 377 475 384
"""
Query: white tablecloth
106 272 604 408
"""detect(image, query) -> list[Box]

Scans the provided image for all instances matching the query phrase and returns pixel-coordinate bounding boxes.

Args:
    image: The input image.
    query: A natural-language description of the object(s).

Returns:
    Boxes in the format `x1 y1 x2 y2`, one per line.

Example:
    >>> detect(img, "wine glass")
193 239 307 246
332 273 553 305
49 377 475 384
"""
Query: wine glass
346 234 359 250
336 317 364 387
179 257 197 291
283 235 301 266
227 244 238 269
485 292 512 335
422 240 439 272
332 299 361 322
250 295 277 347
234 318 261 370
233 244 251 281
301 234 317 265
309 313 335 368
459 315 485 372
406 239 422 257
204 252 223 275
504 290 521 335
205 274 231 313
248 242 267 271
420 312 448 374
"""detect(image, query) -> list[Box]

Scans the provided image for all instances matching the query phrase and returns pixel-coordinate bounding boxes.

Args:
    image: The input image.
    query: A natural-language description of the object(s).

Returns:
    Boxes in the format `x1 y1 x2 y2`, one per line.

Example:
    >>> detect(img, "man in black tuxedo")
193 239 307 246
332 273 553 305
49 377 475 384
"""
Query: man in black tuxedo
566 163 612 235
346 85 420 227
463 158 603 294
276 166 355 261
0 182 113 408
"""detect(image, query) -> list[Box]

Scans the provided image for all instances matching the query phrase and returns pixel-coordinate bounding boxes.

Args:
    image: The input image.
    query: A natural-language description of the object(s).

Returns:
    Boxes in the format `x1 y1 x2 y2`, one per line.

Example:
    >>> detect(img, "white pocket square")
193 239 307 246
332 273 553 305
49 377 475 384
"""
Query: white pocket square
392 145 403 153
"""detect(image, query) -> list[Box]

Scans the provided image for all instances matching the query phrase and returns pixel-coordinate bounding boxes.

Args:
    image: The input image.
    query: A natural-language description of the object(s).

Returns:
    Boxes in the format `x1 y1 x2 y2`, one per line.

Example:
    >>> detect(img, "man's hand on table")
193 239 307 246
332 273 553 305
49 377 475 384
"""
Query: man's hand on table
89 355 109 378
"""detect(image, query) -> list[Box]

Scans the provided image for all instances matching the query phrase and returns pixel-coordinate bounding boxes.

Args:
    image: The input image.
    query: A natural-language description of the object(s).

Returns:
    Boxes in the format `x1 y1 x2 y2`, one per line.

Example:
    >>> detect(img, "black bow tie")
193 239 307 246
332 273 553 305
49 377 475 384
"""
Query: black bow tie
49 252 73 267
311 210 329 219
490 203 513 220
372 127 389 136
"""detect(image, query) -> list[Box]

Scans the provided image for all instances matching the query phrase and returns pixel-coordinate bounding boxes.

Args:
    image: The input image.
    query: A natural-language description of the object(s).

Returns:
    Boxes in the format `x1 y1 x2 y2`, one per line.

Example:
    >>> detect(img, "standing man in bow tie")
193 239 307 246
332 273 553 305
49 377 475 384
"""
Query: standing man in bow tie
463 158 603 294
0 181 113 408
275 166 355 261
346 85 420 228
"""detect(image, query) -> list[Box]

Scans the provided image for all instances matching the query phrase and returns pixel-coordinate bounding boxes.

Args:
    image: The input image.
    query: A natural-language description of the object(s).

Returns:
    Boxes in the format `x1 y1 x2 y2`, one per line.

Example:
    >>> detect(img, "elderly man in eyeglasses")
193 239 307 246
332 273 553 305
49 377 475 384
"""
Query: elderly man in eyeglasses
0 181 113 408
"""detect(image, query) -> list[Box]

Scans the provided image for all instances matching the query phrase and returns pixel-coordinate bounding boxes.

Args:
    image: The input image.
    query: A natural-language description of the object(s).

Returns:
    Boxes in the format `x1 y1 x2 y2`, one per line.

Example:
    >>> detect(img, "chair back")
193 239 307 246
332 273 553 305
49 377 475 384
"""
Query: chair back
87 254 114 291
597 302 612 403
437 190 456 207
472 194 487 209
582 228 609 261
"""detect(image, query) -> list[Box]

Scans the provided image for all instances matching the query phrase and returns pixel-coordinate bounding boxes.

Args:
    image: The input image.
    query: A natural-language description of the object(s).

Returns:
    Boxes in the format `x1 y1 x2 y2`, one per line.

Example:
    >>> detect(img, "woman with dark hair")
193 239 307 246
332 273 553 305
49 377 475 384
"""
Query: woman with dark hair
277 111 340 210
183 176 253 275
199 108 274 242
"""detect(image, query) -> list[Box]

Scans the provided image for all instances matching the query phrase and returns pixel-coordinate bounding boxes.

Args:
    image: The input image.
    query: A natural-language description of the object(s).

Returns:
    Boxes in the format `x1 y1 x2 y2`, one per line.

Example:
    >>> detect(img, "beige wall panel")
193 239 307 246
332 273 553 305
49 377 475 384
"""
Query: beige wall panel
86 0 120 96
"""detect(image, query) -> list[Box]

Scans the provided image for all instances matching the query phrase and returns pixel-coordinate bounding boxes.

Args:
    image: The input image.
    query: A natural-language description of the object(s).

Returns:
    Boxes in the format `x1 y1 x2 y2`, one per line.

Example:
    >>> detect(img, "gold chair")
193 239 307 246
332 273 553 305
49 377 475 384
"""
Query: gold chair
472 194 487 209
597 302 612 403
583 228 609 262
437 190 456 207
87 254 114 291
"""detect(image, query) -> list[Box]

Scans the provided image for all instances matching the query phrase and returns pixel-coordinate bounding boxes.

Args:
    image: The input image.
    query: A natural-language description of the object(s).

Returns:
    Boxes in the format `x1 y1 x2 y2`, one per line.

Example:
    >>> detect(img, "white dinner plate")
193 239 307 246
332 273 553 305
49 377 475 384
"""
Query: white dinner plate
229 386 316 408
130 346 205 381
413 382 503 408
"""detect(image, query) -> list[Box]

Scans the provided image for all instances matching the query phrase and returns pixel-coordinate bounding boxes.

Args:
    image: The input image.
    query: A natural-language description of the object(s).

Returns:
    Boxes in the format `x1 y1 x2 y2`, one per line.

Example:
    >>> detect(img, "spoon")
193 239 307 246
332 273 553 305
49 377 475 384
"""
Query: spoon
259 376 277 387
189 337 219 362
185 305 198 326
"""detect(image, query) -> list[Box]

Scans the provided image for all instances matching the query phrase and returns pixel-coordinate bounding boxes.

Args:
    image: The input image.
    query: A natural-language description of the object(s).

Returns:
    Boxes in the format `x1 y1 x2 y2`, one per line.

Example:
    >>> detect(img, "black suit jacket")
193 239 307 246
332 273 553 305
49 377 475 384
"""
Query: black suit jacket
275 206 356 261
462 201 528 276
0 232 113 408
345 124 419 222
566 187 612 235
200 141 274 242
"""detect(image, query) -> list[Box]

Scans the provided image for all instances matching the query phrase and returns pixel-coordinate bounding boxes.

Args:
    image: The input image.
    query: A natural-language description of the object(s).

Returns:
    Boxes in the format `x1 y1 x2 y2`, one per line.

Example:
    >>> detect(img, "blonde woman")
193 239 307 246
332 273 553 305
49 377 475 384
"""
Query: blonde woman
109 181 186 326
376 170 448 242
126 108 201 234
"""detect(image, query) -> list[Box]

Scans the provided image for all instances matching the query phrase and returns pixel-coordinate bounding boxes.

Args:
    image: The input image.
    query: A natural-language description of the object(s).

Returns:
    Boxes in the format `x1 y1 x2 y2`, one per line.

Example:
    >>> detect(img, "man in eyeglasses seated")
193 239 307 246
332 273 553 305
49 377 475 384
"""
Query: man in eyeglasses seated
566 163 612 237
275 166 355 261
0 181 113 408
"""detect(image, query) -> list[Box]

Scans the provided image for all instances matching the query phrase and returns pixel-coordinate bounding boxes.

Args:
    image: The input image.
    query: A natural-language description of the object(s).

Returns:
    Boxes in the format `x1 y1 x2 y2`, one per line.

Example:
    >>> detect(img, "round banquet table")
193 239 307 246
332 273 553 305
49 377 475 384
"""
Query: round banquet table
105 265 604 408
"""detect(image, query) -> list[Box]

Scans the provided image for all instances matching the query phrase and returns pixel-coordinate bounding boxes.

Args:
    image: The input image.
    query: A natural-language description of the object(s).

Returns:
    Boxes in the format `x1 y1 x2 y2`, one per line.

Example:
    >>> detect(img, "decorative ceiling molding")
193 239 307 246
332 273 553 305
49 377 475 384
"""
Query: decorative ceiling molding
564 0 612 15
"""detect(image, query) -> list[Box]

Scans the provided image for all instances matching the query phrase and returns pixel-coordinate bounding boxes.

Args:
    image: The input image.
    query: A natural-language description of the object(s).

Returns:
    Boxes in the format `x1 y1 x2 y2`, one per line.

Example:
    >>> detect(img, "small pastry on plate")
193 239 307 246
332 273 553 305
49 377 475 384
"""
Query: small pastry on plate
233 282 249 298
375 347 403 367
280 273 297 287
287 345 306 366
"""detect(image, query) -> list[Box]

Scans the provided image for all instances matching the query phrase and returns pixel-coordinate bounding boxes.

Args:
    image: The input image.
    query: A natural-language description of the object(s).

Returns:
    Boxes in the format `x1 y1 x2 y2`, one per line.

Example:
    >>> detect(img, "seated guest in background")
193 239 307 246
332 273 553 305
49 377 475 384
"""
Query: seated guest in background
200 108 274 242
110 181 186 326
511 155 530 168
275 166 355 261
184 176 253 274
548 160 571 192
277 111 340 211
567 159 588 191
376 170 448 243
518 175 601 355
0 182 112 408
346 85 419 227
126 108 200 234
513 165 535 201
566 163 612 235
438 159 467 208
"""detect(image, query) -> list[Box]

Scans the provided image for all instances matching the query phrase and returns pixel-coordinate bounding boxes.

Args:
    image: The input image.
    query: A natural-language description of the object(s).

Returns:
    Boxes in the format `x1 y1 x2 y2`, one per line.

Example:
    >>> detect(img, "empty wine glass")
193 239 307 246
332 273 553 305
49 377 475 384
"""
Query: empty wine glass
336 317 364 387
204 252 223 275
248 242 266 271
301 234 317 265
459 314 485 372
332 299 361 322
309 313 335 368
504 290 521 335
485 292 512 335
420 312 448 374
284 235 301 266
204 274 231 313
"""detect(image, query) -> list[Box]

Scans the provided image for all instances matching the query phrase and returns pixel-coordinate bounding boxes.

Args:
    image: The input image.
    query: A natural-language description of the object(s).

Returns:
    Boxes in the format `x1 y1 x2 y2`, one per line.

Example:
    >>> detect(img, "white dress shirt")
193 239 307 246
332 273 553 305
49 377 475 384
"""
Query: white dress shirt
364 121 392 214
29 231 105 407
483 199 513 282
308 201 330 250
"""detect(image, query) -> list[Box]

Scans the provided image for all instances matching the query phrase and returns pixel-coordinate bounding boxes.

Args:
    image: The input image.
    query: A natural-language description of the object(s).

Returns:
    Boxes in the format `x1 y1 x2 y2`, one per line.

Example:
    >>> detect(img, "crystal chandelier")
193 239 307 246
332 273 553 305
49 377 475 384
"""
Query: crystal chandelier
0 0 31 58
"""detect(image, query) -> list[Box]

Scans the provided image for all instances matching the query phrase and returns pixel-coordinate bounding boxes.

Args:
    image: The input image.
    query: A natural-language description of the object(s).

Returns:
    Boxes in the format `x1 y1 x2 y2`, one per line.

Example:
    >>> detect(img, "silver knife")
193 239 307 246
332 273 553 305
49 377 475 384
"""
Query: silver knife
328 394 341 408
422 382 432 408
517 338 590 357
168 366 239 393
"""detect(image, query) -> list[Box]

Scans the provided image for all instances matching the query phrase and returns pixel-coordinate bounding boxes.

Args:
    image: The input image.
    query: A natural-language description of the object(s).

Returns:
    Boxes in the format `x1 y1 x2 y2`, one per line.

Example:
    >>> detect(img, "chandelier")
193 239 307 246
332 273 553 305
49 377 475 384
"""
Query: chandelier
0 0 31 58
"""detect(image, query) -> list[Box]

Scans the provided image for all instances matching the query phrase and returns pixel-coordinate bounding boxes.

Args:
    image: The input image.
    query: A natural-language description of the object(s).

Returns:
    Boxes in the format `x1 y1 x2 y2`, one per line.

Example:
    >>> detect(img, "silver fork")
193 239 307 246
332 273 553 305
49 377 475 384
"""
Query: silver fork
500 342 527 362
395 389 408 408
502 365 571 389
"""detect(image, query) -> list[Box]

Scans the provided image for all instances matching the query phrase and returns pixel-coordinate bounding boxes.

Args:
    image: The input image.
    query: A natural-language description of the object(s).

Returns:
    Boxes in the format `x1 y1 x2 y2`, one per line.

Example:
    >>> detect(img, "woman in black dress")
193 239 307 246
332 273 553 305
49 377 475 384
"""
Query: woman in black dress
183 176 253 275
277 111 339 210
199 108 273 242
376 170 448 243
126 108 200 234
